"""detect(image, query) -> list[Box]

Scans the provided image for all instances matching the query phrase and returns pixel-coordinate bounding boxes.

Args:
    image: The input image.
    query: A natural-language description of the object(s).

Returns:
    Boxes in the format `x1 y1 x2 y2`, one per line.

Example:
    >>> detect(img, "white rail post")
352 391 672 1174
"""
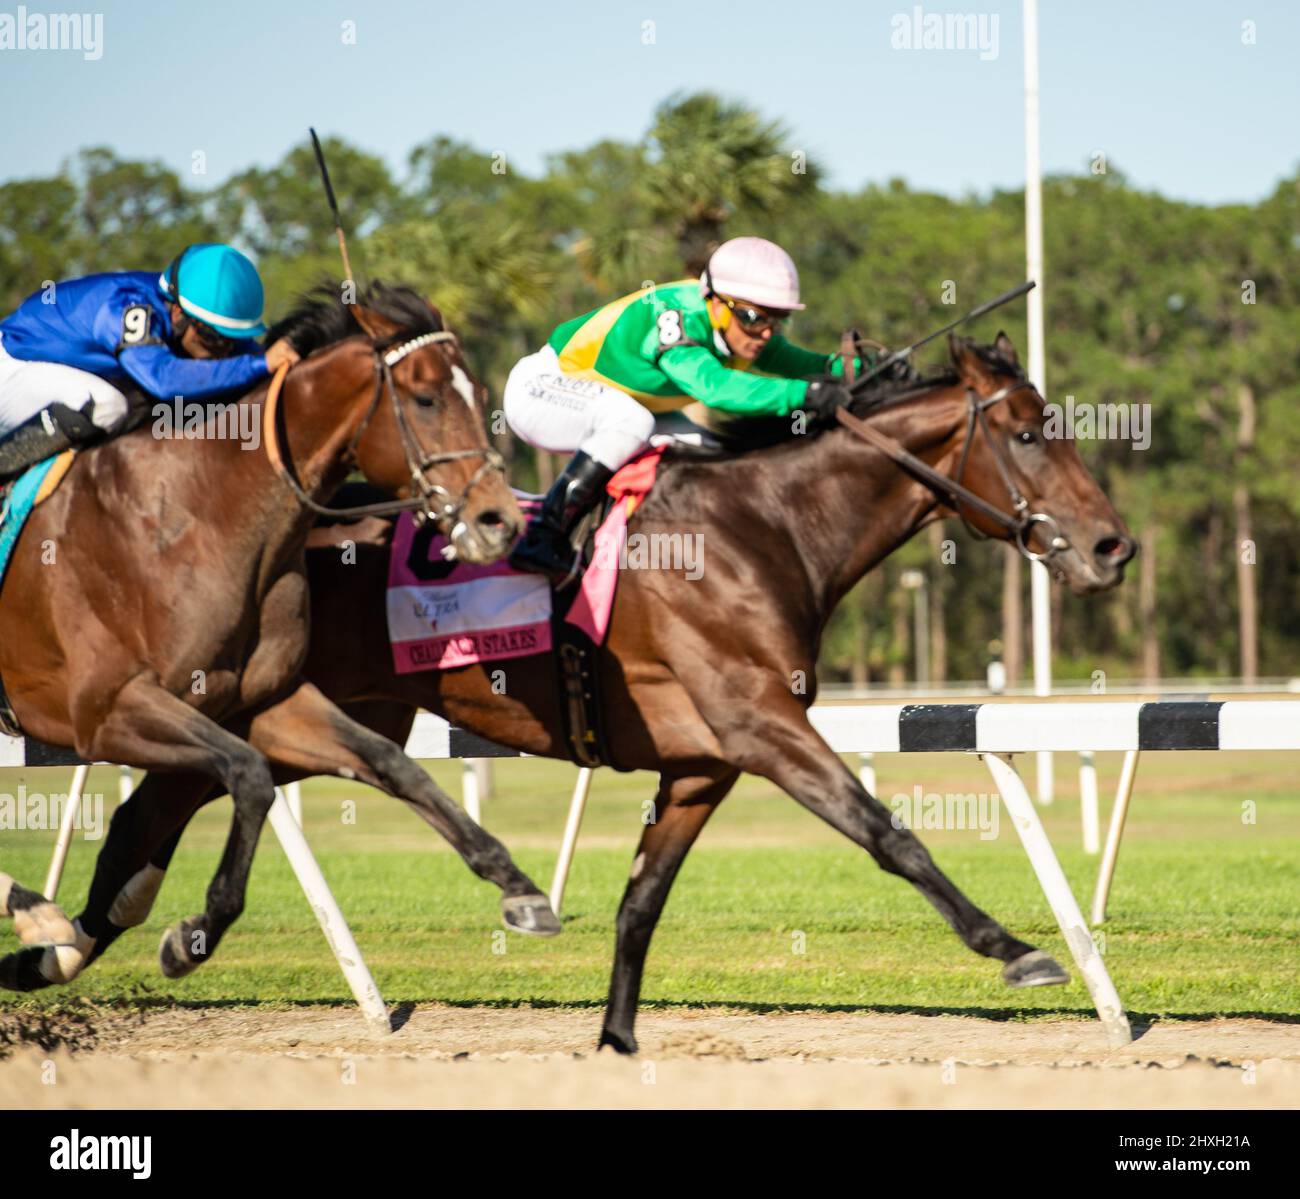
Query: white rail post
284 780 303 826
1091 749 1141 925
1078 751 1100 854
44 763 90 901
268 788 388 1032
462 759 483 825
549 767 594 918
857 752 877 796
985 751 1131 1046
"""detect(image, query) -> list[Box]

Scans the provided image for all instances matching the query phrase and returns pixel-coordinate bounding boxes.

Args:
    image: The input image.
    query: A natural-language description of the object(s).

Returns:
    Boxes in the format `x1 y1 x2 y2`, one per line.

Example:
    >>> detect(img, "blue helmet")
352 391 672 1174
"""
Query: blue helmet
158 243 268 340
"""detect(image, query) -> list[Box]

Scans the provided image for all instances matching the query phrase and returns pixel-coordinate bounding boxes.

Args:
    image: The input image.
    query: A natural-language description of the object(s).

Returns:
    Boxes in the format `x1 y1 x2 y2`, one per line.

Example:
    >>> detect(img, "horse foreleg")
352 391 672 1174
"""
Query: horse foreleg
243 681 559 936
598 768 736 1055
736 710 1066 985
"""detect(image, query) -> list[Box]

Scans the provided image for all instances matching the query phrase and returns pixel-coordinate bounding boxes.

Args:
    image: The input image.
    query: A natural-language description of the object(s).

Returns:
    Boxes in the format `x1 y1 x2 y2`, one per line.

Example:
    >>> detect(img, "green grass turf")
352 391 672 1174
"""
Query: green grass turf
1 752 1297 1021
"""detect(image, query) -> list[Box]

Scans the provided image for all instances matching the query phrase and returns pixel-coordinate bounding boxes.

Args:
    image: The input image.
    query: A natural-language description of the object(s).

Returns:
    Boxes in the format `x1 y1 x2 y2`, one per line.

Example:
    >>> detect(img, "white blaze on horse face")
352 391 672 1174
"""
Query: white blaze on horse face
450 365 477 411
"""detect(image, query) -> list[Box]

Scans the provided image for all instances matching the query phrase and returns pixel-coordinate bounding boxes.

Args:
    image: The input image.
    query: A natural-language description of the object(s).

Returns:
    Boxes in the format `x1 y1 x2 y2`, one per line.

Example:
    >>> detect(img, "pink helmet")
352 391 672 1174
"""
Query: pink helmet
702 236 806 311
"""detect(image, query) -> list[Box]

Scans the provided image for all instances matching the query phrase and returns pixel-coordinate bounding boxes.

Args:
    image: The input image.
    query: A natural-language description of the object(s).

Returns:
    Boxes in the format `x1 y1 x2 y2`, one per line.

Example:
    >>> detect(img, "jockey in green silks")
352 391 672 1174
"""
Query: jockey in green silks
504 236 859 582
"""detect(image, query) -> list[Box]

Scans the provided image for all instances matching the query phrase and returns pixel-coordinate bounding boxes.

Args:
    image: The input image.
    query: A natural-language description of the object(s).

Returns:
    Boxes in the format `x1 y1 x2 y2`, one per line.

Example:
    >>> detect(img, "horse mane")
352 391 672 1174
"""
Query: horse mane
263 280 445 357
664 335 1026 462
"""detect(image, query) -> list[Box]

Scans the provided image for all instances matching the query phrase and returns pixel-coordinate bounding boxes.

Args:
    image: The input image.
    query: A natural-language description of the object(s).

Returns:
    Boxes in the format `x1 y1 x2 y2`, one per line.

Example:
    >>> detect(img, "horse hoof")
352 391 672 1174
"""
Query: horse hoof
597 1028 638 1055
158 921 202 979
13 901 76 949
1002 949 1070 988
0 947 56 992
501 893 561 937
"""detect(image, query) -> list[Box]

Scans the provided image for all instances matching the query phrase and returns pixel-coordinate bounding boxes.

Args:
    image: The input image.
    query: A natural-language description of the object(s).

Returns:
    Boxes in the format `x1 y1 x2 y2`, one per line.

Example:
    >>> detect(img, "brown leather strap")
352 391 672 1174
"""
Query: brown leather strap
834 403 1022 533
840 329 857 385
262 361 292 486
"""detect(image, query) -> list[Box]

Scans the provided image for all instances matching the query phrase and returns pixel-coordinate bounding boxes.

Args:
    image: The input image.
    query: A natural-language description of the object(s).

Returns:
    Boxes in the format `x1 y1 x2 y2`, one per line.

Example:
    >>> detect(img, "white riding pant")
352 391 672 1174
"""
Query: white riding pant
0 335 129 438
503 344 656 472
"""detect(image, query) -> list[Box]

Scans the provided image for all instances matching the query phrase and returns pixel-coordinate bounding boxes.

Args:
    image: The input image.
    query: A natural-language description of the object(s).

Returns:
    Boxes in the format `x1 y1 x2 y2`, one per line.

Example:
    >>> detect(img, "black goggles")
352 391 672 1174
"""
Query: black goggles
177 312 243 358
717 295 789 333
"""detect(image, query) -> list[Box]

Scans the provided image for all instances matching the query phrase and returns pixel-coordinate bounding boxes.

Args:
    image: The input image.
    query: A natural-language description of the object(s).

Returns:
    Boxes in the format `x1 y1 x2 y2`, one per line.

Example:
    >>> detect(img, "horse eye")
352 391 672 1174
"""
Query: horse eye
1016 429 1039 446
412 393 436 408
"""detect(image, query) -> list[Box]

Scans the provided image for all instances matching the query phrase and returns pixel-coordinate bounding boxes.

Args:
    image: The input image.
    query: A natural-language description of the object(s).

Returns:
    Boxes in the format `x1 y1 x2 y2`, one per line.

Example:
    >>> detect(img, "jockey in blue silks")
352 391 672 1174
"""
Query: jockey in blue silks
0 243 299 481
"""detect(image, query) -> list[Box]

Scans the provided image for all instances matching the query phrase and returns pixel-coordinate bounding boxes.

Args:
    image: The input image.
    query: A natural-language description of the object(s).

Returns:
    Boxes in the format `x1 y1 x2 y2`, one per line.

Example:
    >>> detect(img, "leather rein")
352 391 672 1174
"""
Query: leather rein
833 360 1070 563
261 330 505 531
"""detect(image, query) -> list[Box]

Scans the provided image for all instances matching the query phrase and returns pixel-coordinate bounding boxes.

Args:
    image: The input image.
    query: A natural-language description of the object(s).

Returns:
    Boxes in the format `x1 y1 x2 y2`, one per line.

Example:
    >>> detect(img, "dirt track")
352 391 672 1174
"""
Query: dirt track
1 1005 1296 1108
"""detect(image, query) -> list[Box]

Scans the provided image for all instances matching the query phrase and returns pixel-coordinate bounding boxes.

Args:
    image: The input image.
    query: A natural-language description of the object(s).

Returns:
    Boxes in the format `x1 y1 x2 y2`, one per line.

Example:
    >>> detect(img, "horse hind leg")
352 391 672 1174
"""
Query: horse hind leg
242 683 560 936
71 678 278 981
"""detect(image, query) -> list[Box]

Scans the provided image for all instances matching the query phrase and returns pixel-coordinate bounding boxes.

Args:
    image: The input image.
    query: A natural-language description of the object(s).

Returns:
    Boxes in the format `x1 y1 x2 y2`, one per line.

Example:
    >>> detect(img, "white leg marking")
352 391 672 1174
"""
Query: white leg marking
108 863 166 928
14 901 77 948
37 919 96 984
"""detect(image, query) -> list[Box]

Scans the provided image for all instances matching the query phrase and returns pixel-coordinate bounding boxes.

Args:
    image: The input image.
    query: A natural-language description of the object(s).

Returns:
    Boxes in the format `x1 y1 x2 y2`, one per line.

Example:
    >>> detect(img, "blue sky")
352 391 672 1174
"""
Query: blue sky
0 0 1295 205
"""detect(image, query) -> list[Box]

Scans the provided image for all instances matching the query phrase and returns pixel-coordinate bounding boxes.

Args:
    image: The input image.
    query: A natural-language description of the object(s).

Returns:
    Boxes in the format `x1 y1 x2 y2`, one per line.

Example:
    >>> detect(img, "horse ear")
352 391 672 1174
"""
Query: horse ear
351 304 402 341
993 330 1020 366
949 332 992 382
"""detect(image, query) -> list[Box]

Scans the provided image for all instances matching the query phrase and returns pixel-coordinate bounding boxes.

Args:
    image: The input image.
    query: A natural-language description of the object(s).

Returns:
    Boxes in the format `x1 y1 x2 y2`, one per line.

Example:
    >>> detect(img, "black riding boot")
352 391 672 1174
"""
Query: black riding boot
509 450 614 585
0 402 100 486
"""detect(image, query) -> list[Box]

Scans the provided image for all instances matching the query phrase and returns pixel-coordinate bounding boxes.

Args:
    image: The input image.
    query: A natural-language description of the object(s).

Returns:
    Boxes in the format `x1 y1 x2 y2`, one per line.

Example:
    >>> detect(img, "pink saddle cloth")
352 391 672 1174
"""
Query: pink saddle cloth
386 446 666 673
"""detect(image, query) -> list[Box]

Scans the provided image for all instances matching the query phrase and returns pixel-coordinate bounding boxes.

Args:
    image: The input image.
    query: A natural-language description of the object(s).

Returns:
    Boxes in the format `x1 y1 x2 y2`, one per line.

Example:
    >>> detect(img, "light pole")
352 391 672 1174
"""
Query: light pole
1023 0 1054 802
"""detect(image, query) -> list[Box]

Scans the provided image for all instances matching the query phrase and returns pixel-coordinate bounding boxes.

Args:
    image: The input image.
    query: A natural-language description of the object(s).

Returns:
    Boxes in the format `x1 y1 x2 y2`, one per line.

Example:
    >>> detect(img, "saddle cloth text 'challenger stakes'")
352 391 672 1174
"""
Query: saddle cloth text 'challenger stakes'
385 446 665 673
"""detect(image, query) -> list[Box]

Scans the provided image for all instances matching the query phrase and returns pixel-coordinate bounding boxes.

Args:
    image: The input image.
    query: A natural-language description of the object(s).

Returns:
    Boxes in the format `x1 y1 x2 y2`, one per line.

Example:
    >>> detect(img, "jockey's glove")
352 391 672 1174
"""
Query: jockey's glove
802 379 854 419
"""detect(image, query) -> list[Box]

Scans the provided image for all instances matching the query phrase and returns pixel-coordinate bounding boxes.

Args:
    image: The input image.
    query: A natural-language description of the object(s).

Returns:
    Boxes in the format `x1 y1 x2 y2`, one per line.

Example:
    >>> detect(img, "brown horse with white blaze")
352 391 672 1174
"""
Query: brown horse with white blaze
29 333 1133 1052
0 283 559 992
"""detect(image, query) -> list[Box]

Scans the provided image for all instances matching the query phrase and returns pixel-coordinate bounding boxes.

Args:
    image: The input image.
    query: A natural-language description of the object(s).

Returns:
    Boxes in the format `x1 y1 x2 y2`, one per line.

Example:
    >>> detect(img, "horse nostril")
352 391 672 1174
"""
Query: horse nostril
476 510 515 542
1094 534 1136 567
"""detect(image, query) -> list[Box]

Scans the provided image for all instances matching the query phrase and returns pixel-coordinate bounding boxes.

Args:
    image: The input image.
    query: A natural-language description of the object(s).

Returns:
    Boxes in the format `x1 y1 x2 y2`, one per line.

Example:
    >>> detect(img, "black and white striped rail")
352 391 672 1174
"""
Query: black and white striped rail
7 700 1292 767
404 700 1300 757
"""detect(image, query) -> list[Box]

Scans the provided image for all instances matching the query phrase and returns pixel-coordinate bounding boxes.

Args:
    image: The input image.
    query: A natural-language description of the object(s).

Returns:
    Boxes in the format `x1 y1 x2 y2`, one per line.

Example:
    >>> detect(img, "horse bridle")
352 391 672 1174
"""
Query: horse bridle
834 379 1071 563
262 330 505 534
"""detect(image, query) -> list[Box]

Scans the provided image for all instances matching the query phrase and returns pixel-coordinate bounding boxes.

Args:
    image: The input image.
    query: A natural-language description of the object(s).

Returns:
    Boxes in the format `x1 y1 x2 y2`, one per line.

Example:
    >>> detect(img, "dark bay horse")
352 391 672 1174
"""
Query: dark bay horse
24 334 1134 1051
0 283 558 992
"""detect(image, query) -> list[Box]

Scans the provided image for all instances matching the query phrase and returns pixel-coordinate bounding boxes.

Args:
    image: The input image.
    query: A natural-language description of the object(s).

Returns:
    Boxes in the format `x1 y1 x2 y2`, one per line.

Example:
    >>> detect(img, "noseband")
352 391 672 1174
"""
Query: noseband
834 380 1070 563
262 330 505 535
